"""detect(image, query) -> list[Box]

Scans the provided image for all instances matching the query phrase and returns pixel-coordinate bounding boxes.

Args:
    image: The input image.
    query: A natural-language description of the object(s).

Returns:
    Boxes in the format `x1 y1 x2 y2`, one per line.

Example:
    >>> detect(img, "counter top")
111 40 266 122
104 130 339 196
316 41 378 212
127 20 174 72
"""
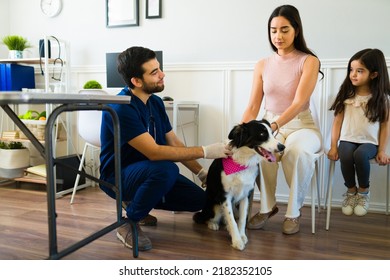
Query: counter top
0 91 131 105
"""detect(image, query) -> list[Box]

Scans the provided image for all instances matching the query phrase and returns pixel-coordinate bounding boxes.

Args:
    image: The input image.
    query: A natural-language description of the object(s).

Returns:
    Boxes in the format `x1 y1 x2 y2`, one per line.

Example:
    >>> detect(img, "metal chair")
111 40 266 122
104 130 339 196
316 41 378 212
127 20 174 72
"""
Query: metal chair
248 150 323 234
70 89 105 204
325 159 390 230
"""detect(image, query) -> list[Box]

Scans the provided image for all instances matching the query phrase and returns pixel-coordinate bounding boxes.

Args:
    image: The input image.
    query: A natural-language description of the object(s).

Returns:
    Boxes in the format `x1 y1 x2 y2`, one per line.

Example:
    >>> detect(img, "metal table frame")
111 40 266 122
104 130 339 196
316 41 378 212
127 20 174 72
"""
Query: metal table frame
0 92 138 259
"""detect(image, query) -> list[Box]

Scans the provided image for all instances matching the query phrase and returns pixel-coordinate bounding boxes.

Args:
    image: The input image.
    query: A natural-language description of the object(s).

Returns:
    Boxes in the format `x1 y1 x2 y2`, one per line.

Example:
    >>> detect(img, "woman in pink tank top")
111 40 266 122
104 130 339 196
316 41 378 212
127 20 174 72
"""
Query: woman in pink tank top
241 5 323 235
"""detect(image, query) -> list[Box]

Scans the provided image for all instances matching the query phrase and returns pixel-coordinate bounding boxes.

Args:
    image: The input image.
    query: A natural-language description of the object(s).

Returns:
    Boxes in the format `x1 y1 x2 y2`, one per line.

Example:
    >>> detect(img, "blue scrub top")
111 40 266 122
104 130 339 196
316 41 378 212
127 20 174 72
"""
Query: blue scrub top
99 87 172 182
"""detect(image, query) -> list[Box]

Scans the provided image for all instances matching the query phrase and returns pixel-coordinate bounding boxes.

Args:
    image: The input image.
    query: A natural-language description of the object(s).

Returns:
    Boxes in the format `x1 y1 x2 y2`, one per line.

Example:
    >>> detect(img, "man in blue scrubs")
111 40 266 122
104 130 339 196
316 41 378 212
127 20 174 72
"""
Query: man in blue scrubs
99 46 231 251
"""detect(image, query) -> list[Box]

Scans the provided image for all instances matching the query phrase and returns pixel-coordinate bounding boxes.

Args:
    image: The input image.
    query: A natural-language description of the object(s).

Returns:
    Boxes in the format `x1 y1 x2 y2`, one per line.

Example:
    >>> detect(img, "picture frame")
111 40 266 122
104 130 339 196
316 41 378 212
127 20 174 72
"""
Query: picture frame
106 0 139 28
146 0 161 19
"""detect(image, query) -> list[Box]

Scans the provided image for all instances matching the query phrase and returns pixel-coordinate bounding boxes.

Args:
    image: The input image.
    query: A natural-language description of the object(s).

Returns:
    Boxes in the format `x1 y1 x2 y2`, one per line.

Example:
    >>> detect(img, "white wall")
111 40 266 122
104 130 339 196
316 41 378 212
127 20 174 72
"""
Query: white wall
1 0 390 212
1 0 389 64
0 0 9 53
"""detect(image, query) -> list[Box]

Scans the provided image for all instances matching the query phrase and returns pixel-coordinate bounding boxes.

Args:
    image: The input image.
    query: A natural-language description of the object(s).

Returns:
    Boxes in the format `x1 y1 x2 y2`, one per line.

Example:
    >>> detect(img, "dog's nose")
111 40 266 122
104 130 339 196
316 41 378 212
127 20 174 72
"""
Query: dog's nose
277 143 285 152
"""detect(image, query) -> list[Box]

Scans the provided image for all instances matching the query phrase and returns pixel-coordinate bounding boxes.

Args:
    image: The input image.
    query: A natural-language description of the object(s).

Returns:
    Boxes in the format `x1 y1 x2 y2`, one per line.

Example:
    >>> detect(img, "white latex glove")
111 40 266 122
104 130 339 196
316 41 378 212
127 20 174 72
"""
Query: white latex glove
202 142 232 159
196 168 208 187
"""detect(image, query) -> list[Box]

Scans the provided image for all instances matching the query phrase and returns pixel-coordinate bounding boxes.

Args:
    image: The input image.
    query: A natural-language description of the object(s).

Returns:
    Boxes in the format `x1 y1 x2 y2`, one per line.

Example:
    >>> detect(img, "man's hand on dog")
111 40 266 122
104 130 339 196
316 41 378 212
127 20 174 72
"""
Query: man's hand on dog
196 168 208 188
202 143 232 159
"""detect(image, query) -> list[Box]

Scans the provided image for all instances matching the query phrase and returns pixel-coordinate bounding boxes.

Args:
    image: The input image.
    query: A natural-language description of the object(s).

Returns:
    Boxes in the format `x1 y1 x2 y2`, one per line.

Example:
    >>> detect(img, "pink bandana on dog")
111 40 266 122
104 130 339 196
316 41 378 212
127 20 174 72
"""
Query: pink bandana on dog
222 157 248 175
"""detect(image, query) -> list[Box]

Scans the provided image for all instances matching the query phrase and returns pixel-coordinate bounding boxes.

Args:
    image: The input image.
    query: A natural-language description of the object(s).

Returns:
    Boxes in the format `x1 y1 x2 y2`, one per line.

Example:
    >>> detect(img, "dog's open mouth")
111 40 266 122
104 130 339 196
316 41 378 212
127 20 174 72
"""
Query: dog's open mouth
256 147 276 162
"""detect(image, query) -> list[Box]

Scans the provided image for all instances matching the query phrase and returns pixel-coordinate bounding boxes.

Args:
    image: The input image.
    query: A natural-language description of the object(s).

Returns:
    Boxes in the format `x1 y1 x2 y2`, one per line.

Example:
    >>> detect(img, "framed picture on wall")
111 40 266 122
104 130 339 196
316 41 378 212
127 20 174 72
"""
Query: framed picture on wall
146 0 161 19
106 0 139 27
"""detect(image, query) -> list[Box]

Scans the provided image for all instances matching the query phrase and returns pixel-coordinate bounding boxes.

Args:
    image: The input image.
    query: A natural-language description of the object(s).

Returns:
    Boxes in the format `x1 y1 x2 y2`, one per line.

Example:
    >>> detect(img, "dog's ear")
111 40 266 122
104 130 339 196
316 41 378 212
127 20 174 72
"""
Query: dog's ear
228 124 240 140
228 123 248 147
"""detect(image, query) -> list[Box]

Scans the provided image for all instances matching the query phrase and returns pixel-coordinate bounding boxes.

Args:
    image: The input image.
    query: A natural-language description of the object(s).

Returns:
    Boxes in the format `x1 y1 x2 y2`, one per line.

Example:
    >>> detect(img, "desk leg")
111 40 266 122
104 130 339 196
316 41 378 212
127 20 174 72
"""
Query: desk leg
45 104 127 259
45 106 61 257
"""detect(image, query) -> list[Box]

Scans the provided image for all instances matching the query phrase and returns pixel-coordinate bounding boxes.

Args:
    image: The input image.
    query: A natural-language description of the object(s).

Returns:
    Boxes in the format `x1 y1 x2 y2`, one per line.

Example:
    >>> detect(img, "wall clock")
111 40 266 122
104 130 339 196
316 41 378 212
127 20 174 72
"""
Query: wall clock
40 0 62 18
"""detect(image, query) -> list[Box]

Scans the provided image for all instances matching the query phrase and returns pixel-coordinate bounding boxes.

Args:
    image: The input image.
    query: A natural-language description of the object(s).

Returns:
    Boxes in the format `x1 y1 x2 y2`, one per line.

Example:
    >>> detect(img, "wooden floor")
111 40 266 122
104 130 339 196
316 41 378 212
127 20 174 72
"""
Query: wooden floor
0 181 390 260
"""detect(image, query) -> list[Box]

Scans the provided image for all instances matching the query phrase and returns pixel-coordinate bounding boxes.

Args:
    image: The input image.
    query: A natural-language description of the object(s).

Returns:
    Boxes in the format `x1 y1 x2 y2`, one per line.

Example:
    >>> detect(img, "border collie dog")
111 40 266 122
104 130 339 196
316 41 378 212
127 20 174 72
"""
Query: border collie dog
193 119 285 250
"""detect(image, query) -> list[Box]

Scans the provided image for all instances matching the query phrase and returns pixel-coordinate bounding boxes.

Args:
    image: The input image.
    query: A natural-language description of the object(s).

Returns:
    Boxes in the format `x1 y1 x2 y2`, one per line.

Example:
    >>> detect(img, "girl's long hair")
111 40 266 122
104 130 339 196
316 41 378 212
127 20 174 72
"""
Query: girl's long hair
330 48 390 123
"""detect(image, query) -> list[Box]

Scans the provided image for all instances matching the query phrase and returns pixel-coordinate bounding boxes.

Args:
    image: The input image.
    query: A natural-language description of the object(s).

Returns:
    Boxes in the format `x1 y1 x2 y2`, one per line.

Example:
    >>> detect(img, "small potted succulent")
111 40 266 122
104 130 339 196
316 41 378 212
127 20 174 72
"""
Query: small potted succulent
0 141 30 178
1 35 32 59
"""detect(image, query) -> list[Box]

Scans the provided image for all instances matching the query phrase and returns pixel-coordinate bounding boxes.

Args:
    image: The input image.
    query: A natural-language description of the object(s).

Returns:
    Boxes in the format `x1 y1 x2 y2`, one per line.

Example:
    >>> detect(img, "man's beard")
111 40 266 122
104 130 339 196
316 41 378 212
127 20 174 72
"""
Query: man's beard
142 82 164 95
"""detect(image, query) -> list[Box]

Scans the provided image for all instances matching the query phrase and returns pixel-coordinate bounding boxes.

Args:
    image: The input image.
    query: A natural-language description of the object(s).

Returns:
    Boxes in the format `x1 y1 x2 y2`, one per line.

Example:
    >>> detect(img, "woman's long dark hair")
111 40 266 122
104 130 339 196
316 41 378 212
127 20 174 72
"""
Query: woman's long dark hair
268 5 323 79
329 48 390 123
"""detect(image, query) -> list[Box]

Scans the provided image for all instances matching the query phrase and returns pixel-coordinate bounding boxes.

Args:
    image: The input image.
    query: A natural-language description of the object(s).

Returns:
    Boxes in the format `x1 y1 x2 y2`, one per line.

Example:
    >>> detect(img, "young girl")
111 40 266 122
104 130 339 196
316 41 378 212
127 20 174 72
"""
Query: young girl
328 48 390 216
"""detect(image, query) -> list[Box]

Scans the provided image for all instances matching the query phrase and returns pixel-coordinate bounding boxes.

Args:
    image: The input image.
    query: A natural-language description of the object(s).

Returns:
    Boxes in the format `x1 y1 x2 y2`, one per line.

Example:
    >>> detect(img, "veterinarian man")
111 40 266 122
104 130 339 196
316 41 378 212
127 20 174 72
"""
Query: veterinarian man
99 46 232 251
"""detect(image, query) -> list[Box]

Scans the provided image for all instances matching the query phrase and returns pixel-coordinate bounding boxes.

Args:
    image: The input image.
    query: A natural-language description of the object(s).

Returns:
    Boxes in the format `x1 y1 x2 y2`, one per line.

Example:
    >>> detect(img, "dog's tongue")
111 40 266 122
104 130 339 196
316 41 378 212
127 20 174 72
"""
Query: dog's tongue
258 147 276 162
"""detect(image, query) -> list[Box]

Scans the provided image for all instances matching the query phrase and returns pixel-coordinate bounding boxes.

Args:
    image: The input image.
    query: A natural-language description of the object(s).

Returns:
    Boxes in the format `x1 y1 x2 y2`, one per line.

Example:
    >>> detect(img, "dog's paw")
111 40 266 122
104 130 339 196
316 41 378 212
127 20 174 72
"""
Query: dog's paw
207 222 219 231
241 234 248 245
231 239 245 251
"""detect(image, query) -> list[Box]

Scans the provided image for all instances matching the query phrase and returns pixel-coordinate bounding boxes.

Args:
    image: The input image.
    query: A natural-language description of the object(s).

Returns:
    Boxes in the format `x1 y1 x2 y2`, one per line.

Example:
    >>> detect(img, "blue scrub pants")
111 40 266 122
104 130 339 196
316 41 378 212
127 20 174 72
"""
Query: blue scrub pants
101 160 206 222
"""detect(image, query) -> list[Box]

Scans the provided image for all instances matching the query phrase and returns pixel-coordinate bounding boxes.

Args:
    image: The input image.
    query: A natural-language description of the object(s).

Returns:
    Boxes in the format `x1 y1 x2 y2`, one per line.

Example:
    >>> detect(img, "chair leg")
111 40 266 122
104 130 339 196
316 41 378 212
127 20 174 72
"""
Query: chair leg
311 173 316 234
387 165 389 215
90 146 96 187
326 161 335 230
324 181 329 210
315 161 321 212
70 143 88 204
310 159 322 234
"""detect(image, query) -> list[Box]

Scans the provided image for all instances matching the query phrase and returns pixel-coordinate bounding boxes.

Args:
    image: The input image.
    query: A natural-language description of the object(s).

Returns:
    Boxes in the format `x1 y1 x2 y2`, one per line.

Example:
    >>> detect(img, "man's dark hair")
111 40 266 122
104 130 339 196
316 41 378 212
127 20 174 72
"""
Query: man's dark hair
117 46 156 89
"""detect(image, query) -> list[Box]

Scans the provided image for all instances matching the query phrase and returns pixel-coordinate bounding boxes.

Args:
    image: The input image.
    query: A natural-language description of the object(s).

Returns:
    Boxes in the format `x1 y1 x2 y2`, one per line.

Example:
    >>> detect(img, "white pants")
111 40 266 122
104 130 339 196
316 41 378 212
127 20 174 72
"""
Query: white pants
259 109 322 218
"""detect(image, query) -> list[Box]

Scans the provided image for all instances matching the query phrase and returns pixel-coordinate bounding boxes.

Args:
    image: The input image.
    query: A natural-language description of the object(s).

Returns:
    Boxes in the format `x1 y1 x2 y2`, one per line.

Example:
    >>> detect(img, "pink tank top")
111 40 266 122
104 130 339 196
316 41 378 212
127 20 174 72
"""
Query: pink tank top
263 50 309 114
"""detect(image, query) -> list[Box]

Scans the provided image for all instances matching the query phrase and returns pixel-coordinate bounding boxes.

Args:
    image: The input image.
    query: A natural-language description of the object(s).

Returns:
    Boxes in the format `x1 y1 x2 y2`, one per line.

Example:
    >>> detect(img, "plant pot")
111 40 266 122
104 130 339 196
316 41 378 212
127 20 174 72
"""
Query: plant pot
8 50 23 59
79 89 107 95
0 148 30 178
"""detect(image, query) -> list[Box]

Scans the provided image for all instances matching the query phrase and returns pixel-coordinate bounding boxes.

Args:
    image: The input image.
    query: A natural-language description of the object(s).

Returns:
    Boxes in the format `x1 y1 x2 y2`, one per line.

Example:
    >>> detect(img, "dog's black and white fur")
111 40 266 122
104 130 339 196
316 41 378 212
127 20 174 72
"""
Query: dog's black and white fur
193 119 285 250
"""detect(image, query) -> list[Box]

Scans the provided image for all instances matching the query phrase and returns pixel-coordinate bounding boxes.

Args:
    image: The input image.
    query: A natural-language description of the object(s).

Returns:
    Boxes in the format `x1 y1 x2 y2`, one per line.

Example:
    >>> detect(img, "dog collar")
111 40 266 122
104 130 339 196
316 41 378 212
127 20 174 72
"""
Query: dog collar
222 157 248 175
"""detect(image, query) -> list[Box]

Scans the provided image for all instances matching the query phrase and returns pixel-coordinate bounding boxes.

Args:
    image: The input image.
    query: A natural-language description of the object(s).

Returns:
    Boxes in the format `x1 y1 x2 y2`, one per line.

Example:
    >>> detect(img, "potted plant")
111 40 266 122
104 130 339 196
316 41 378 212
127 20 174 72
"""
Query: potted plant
0 141 30 179
1 35 32 59
83 80 103 89
79 80 106 95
